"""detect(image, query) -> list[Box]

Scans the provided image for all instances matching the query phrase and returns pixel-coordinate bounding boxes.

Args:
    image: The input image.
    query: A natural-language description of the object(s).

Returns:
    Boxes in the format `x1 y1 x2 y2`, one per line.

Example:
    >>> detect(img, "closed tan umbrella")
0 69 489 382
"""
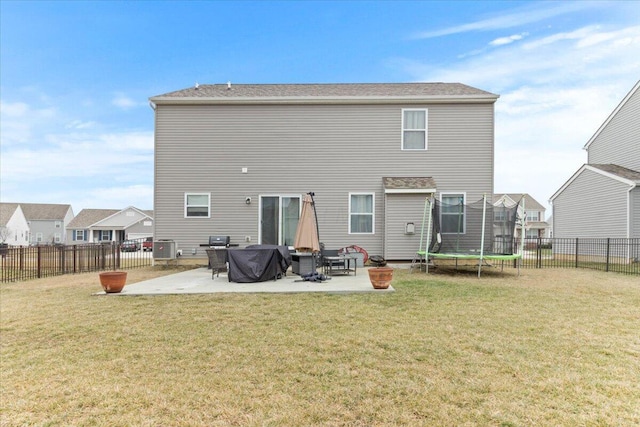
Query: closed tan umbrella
294 194 320 254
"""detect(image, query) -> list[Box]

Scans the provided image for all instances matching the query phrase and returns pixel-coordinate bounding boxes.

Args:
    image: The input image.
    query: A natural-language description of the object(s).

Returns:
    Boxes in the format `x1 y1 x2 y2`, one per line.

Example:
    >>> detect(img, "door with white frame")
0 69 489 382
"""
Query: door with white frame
259 195 301 246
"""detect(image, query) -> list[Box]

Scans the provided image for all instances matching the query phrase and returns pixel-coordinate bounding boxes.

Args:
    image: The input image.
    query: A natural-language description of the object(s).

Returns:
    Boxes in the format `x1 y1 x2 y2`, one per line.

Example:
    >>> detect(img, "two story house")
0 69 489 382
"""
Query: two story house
66 207 154 244
550 80 640 241
0 203 73 245
149 83 499 262
493 194 549 239
21 203 74 244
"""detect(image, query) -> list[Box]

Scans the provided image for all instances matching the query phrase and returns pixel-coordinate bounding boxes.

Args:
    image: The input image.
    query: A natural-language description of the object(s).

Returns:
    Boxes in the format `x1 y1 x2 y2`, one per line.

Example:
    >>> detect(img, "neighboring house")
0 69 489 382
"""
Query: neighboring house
493 194 549 239
150 82 499 261
0 203 30 246
551 80 640 240
66 207 154 244
20 203 74 244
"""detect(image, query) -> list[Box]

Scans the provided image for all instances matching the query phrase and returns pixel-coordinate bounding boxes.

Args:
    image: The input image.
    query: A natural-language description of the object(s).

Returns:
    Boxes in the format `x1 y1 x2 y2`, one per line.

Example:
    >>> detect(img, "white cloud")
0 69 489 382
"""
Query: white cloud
402 22 640 210
411 2 595 39
70 184 154 211
490 33 528 46
2 130 153 179
112 93 141 110
65 120 98 129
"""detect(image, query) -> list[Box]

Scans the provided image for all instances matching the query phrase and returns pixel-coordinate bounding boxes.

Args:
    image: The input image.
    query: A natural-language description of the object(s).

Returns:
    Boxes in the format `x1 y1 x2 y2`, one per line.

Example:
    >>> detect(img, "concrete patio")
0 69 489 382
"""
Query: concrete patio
96 266 395 295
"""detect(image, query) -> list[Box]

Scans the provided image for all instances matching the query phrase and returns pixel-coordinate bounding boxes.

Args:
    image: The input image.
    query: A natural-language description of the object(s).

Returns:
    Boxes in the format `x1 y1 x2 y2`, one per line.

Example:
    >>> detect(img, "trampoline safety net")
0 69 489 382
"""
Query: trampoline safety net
428 196 521 256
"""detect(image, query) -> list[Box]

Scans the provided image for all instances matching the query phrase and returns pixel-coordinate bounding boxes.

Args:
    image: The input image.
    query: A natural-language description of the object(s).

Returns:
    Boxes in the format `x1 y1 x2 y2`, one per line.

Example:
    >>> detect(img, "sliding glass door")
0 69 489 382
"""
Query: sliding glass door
259 195 301 246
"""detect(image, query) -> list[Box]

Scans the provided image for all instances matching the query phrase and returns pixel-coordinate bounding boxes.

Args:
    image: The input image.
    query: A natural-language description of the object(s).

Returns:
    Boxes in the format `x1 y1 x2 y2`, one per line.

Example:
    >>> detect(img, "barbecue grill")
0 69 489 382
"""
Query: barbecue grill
209 235 230 247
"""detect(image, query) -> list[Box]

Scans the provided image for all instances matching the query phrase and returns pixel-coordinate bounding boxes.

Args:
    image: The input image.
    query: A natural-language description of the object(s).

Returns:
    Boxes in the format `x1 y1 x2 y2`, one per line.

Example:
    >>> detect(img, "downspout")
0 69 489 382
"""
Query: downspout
149 99 157 266
627 184 635 262
478 193 487 278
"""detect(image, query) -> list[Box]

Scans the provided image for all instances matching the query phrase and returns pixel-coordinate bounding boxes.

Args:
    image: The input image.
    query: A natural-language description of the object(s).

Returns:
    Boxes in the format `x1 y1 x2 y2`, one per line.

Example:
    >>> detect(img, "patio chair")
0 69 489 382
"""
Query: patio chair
320 244 345 276
205 248 227 279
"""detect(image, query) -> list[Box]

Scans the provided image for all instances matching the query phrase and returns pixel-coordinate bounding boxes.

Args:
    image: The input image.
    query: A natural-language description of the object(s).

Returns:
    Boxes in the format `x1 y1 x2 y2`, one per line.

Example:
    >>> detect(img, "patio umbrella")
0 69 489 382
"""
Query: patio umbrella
293 193 320 274
294 193 320 253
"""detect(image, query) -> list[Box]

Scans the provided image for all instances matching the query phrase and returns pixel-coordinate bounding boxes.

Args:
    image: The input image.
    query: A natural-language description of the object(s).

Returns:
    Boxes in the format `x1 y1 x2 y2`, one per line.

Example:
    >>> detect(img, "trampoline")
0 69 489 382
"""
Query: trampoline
414 194 525 277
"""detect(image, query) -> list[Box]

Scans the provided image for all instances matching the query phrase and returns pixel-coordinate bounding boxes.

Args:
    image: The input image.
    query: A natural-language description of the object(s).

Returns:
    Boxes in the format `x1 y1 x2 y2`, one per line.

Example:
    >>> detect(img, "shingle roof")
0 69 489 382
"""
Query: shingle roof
383 177 437 191
67 209 120 228
0 203 20 226
151 83 498 103
590 164 640 183
19 203 72 221
493 194 545 211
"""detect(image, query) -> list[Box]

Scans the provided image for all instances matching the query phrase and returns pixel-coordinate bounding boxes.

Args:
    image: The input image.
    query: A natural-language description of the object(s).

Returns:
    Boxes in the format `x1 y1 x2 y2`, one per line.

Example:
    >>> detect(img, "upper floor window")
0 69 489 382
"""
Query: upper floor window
55 221 62 228
185 193 210 218
402 109 428 150
526 211 539 222
441 193 465 234
349 193 374 234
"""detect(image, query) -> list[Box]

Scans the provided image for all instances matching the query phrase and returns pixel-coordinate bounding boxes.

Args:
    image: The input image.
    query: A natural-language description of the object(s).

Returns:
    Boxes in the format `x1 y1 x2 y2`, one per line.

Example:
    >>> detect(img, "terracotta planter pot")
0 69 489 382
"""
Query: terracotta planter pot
368 267 393 289
99 271 127 293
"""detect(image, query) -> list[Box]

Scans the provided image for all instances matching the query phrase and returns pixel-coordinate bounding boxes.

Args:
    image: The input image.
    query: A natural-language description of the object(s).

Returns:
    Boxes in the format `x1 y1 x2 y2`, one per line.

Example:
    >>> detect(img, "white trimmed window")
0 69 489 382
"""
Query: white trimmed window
100 230 111 241
76 230 85 241
36 232 43 243
526 229 538 238
185 193 210 218
526 211 539 222
349 193 374 234
402 109 428 150
441 193 465 234
54 233 61 243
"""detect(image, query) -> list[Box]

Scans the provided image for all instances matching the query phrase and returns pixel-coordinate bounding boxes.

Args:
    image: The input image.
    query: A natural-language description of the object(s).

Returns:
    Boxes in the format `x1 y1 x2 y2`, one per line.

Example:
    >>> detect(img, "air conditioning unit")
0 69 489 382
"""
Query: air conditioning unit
153 240 176 259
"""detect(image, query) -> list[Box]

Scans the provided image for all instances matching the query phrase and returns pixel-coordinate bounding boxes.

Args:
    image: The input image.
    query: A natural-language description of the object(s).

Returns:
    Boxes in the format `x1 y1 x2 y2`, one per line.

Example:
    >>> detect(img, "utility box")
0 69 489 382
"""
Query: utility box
153 240 176 259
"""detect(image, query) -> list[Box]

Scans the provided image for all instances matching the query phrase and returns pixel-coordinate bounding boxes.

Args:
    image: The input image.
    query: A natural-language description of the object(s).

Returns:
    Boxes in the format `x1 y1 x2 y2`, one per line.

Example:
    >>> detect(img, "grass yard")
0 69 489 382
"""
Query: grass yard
1 267 639 426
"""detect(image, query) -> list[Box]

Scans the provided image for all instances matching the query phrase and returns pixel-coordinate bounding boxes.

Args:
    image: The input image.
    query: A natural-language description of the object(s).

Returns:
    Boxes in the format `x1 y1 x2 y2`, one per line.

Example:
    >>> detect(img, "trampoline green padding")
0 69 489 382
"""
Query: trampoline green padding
417 251 522 261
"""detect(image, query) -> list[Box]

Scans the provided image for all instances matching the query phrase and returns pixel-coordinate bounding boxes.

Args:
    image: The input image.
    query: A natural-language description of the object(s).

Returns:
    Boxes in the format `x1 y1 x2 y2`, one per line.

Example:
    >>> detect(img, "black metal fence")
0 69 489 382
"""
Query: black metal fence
520 237 639 275
0 238 152 283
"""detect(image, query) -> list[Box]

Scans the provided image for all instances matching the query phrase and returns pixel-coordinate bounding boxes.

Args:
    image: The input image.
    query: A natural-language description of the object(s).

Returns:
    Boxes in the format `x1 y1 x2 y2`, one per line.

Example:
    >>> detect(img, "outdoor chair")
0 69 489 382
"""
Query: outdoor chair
205 248 227 279
321 245 345 275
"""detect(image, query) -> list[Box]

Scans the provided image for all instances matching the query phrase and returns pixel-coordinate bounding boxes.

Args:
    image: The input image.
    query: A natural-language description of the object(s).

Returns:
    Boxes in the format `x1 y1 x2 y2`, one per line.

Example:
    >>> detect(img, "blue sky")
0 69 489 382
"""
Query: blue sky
1 1 639 215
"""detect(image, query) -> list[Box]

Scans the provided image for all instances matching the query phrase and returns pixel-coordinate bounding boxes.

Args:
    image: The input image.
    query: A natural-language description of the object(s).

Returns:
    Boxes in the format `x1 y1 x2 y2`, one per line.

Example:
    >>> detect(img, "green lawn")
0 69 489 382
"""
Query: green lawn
1 267 639 426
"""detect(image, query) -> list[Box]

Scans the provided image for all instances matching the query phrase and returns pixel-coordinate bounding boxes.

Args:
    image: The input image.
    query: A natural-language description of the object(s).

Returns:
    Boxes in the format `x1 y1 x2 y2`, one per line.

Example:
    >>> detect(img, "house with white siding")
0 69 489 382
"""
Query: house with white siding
149 82 500 262
67 207 154 244
550 80 640 240
0 203 73 245
0 203 30 246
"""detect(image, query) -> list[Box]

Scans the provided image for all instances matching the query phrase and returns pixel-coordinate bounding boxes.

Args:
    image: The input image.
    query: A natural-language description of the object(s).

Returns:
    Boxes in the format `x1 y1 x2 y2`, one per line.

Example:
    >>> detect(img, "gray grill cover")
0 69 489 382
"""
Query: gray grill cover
227 245 291 283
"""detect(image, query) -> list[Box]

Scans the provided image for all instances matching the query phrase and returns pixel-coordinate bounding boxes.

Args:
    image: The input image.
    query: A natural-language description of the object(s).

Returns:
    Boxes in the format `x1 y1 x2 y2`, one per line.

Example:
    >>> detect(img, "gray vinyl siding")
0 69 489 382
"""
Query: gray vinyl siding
632 188 640 238
154 102 495 260
587 87 640 171
384 194 432 260
553 169 629 238
126 220 154 237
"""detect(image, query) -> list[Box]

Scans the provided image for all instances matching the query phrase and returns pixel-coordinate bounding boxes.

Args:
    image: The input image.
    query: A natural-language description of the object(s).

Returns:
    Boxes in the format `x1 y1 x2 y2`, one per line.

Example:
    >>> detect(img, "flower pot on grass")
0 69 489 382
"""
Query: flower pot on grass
99 271 127 293
368 255 393 289
368 267 393 289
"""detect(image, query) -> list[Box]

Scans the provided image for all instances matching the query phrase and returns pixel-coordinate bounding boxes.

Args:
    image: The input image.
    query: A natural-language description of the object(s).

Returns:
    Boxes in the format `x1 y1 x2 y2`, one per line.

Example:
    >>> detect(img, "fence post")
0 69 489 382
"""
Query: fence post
37 246 42 278
536 237 541 268
575 238 579 269
606 238 610 273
